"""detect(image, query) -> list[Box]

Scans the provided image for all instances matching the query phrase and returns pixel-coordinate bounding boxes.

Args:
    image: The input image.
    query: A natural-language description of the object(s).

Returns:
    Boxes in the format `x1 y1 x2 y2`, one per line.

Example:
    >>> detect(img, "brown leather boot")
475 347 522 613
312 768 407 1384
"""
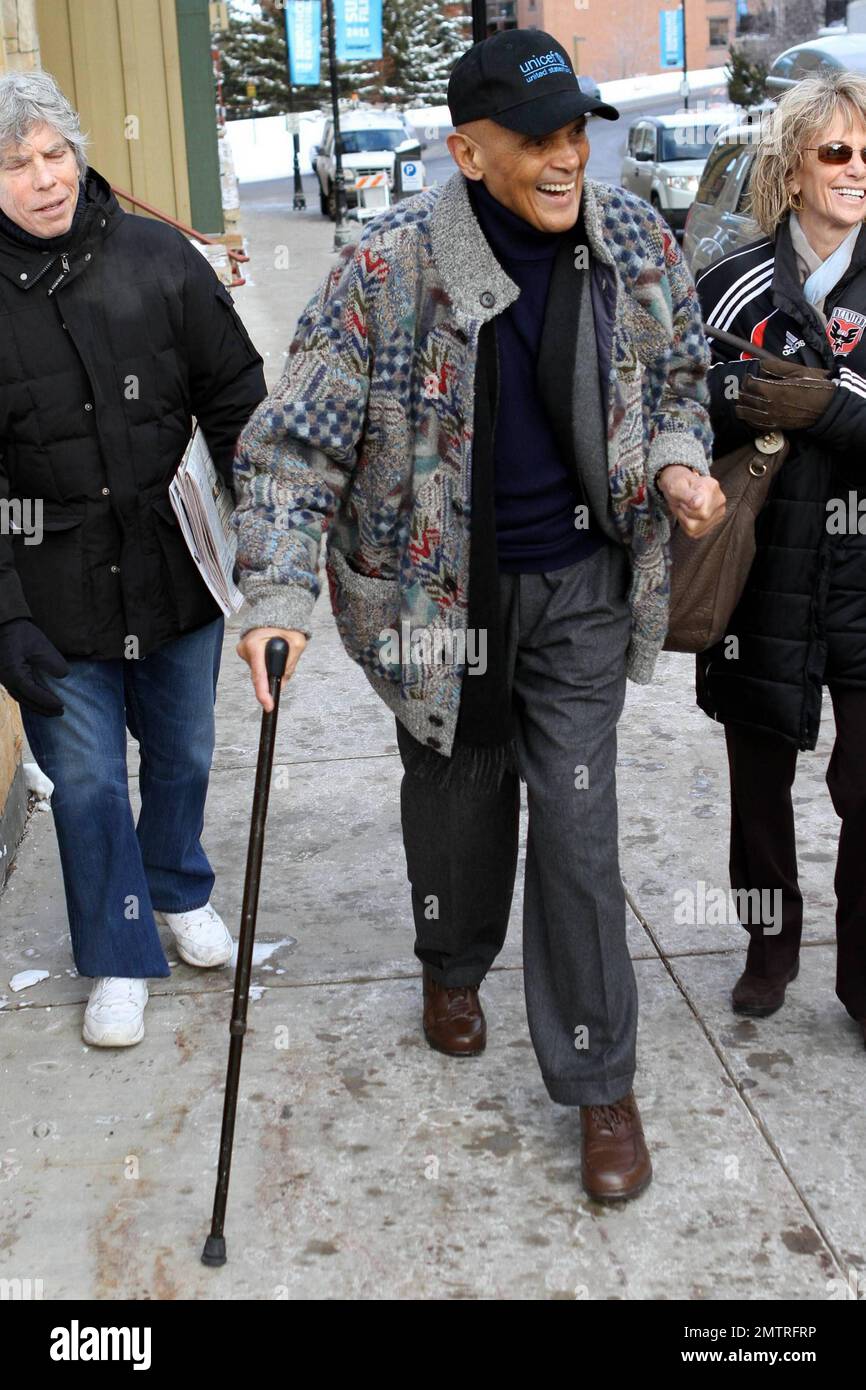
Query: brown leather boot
422 966 486 1057
731 958 799 1017
580 1091 652 1202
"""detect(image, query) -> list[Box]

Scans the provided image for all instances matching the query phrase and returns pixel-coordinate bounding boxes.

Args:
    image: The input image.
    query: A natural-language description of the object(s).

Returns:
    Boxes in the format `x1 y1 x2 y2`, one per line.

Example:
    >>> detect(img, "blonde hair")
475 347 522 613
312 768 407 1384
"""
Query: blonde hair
748 71 866 235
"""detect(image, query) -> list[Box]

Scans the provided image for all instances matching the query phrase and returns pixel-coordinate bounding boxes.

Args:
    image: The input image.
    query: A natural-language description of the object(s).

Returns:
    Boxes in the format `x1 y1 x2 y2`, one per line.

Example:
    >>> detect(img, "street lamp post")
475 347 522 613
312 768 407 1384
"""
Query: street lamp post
324 0 350 248
471 0 488 45
681 0 690 110
284 24 306 210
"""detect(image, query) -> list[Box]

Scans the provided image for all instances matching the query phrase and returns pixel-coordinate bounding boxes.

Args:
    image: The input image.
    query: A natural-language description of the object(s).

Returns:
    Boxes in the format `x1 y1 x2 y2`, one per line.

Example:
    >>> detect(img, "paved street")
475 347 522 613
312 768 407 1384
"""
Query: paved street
0 180 863 1302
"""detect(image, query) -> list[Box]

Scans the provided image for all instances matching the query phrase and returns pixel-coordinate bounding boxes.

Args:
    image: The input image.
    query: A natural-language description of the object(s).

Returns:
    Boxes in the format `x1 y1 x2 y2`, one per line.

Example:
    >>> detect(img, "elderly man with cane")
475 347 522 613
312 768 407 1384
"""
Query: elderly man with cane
0 71 267 1046
234 30 723 1202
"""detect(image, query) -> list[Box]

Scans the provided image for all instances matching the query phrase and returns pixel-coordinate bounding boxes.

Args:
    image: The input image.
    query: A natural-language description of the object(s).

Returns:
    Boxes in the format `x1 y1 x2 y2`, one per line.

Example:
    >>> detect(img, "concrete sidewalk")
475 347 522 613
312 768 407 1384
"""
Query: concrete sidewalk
0 182 863 1302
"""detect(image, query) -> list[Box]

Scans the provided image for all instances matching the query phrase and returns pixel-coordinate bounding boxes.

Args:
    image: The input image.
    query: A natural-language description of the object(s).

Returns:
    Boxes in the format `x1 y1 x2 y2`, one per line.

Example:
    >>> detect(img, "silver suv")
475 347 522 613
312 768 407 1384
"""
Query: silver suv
682 122 760 277
621 110 731 229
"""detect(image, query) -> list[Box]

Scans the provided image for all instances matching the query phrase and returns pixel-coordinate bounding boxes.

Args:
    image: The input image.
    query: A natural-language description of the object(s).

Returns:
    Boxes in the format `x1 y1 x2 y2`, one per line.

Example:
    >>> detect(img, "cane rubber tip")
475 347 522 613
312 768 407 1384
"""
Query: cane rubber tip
265 636 289 680
201 1235 227 1267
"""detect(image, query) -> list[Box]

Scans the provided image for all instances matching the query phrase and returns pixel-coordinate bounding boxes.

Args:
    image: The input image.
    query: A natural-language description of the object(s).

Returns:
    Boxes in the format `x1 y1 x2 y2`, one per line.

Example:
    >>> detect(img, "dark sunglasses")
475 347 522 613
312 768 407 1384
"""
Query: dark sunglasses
804 141 866 164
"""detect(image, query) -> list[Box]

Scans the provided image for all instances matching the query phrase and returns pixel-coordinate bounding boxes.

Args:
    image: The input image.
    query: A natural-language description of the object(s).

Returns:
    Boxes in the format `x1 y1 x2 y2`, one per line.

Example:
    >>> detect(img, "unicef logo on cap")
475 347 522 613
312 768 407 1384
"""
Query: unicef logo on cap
519 50 571 84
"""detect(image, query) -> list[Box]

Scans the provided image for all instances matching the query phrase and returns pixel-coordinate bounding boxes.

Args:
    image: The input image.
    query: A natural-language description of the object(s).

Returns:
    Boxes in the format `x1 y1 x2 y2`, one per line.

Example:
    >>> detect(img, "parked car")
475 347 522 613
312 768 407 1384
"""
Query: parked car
620 109 735 229
577 75 603 102
682 120 761 278
313 108 421 219
767 33 866 93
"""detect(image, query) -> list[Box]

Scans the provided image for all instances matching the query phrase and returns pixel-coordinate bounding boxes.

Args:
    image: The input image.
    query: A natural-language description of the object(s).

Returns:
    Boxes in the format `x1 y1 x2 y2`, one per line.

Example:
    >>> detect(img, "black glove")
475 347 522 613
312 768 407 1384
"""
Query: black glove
0 618 69 716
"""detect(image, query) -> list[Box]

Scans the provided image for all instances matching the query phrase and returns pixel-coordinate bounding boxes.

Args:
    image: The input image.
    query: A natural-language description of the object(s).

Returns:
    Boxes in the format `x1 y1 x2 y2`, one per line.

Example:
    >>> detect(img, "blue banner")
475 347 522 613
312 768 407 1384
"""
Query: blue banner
286 0 321 86
659 9 684 69
335 0 383 63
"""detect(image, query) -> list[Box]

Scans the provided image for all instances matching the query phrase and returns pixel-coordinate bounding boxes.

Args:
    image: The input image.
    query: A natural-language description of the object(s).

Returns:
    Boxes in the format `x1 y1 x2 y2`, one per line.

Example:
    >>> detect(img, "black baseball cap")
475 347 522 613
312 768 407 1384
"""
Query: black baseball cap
448 30 618 137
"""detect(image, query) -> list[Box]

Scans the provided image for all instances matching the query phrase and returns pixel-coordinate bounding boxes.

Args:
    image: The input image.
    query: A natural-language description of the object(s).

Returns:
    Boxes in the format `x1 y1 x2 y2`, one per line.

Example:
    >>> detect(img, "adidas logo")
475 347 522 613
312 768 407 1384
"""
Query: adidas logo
781 331 806 356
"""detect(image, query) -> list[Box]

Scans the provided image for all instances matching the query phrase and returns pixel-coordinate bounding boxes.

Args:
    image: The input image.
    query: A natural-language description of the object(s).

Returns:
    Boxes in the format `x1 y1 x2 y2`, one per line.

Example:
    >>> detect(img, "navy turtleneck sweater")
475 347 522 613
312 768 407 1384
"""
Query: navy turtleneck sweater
467 176 604 573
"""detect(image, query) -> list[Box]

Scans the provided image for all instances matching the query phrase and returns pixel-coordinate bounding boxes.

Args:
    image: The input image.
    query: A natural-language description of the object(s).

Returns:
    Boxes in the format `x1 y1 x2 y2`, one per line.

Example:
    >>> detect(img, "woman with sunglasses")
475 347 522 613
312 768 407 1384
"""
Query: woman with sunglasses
694 72 866 1046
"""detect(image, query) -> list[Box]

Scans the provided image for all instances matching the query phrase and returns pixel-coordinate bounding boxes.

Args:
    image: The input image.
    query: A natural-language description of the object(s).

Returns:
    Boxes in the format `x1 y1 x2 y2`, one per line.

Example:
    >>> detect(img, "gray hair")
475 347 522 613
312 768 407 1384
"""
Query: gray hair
0 69 88 179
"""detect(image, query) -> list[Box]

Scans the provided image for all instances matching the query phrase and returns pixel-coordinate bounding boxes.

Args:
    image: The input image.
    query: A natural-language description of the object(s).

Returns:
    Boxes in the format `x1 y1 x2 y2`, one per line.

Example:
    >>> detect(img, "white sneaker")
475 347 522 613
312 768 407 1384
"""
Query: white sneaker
154 902 233 968
83 977 148 1047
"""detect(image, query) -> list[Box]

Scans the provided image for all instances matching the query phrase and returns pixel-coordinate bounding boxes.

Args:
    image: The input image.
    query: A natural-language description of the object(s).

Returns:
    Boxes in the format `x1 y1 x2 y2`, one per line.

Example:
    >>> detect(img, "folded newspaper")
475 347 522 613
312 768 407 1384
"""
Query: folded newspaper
169 426 244 616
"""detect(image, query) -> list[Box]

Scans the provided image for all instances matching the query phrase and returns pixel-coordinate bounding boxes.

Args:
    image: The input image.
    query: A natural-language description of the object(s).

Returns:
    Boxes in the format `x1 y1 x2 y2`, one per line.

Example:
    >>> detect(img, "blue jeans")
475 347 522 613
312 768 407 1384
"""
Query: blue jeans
22 616 224 979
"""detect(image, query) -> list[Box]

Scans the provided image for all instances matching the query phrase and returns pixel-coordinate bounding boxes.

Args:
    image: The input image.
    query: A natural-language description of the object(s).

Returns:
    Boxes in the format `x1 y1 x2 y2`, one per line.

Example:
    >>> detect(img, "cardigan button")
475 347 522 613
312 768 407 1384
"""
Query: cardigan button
428 714 444 727
425 736 441 749
19 272 27 281
479 290 495 308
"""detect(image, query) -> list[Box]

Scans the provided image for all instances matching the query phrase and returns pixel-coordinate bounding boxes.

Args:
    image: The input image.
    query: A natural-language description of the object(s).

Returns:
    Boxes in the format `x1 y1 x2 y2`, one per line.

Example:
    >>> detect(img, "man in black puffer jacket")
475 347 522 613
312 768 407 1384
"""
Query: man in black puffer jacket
0 71 267 1046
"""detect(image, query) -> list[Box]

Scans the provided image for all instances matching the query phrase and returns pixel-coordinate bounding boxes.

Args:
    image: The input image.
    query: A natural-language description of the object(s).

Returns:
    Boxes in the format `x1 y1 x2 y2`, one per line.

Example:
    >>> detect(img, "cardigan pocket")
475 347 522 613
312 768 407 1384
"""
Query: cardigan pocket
326 543 402 681
610 350 645 450
626 299 674 368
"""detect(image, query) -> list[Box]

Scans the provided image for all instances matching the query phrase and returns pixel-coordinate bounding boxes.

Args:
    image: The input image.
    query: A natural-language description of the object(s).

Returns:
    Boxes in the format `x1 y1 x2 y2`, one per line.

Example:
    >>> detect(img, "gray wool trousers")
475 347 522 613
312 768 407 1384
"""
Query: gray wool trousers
396 541 638 1107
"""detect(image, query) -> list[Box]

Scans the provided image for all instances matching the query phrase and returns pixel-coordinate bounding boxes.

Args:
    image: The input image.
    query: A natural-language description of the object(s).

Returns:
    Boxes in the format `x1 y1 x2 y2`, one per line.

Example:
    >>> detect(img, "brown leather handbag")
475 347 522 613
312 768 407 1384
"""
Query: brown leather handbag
663 429 790 654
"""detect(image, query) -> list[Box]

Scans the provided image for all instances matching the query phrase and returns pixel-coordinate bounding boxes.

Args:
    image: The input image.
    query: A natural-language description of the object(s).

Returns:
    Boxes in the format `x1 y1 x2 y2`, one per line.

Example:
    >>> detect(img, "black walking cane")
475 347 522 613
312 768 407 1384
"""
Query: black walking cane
702 321 777 364
202 635 289 1267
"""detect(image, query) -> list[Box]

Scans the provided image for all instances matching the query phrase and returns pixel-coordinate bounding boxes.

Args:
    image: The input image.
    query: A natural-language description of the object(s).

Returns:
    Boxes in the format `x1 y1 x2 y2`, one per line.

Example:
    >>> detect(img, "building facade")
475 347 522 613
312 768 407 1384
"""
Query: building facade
1 0 39 72
502 0 741 81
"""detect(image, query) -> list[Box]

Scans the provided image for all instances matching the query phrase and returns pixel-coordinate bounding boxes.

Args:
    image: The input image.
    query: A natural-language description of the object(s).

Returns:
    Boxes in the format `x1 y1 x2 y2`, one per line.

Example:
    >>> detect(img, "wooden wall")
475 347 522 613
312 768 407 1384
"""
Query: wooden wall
35 0 192 224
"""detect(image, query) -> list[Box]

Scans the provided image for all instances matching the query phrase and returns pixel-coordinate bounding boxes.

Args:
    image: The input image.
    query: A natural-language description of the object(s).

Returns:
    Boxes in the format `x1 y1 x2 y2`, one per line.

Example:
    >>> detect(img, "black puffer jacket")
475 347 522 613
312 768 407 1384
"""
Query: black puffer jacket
694 216 866 750
0 168 267 659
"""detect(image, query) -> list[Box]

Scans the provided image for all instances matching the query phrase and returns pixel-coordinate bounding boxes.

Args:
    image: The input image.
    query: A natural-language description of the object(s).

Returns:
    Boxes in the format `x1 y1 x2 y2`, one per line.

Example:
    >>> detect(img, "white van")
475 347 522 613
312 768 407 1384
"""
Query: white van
313 108 421 219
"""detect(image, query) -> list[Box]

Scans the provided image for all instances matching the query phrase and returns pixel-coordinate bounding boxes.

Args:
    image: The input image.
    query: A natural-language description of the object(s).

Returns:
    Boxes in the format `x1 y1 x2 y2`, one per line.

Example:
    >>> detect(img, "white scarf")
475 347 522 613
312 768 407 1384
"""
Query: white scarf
789 211 861 318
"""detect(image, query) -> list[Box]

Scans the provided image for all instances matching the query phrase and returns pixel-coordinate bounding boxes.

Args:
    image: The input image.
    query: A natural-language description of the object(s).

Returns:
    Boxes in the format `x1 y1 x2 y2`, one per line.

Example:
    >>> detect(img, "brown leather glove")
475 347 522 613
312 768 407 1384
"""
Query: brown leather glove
735 357 836 430
752 353 831 381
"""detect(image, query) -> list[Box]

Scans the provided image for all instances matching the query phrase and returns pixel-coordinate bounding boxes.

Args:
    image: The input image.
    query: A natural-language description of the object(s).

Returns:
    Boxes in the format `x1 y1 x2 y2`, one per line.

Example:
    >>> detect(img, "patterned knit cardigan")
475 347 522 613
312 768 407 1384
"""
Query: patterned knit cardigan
232 171 713 757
